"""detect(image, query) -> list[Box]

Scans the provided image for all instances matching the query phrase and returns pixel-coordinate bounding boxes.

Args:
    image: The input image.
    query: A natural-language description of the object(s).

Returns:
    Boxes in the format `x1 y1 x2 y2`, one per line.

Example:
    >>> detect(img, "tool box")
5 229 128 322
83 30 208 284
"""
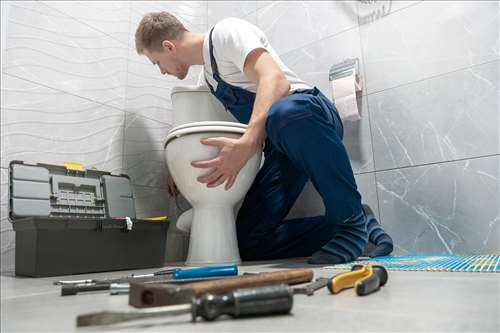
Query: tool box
8 160 169 277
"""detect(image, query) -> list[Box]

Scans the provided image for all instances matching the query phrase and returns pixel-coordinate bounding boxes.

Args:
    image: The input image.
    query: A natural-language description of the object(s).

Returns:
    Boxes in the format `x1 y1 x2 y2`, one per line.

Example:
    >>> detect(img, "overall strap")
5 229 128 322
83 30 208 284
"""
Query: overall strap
208 27 220 78
205 27 220 93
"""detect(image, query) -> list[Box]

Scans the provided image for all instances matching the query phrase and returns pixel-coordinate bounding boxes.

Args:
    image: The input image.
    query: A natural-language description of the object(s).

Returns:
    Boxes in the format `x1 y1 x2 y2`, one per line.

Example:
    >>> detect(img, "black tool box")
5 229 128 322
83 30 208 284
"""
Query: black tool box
8 160 169 277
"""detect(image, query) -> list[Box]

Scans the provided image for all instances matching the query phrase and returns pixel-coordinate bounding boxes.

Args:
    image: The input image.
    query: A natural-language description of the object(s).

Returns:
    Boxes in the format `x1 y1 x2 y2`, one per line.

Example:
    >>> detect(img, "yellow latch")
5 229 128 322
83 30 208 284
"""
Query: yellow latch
63 161 85 172
143 216 168 221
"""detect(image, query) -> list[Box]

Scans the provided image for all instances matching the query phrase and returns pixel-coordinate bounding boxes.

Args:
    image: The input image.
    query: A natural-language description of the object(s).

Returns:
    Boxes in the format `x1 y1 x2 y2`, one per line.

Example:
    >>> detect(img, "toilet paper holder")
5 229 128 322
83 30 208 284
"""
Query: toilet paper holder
329 58 362 91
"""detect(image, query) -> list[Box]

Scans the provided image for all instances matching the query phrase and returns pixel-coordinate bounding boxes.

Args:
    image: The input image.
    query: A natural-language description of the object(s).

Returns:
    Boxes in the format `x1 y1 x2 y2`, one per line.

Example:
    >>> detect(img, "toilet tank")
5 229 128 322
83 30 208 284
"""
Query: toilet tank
171 85 238 127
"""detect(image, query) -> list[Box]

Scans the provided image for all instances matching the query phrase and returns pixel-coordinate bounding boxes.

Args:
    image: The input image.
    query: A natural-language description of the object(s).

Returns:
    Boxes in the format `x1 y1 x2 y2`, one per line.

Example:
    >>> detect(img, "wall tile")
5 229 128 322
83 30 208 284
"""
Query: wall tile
208 1 256 27
256 1 274 10
370 60 499 170
41 1 131 45
126 29 202 124
2 1 128 109
281 27 364 98
1 74 124 172
129 1 207 49
355 0 421 26
258 1 359 55
360 1 499 94
123 115 170 188
377 155 499 255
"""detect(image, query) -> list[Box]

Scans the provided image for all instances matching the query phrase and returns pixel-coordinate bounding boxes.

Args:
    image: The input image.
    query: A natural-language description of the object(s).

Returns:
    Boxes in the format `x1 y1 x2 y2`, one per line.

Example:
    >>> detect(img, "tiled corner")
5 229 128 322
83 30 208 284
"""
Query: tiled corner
2 1 128 109
370 60 499 170
377 155 499 255
123 115 171 188
208 1 257 27
360 1 499 94
1 74 125 172
258 1 359 56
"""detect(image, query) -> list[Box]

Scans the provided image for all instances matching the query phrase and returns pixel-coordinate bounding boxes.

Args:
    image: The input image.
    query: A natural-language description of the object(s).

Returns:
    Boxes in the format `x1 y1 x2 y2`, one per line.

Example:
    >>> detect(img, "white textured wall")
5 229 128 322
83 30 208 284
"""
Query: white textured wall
0 1 207 272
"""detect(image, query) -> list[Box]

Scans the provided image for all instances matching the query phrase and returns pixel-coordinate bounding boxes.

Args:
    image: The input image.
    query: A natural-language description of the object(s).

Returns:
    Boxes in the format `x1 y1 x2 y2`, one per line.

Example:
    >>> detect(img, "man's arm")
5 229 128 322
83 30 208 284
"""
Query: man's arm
241 48 290 149
192 49 290 190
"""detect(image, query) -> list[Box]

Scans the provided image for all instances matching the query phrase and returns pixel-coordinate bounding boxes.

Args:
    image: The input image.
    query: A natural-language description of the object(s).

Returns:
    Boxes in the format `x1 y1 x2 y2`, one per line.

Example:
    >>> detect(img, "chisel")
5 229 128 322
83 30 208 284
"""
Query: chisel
77 284 293 327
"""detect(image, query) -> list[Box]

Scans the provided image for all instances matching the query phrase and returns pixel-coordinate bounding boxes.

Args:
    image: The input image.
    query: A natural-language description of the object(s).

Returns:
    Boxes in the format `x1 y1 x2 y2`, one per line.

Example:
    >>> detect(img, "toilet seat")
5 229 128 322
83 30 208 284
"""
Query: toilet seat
165 122 246 147
171 121 247 132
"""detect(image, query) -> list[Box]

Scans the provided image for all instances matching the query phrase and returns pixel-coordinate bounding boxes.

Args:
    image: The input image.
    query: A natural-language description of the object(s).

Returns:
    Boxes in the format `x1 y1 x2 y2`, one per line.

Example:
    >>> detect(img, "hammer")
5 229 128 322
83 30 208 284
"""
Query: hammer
129 268 313 308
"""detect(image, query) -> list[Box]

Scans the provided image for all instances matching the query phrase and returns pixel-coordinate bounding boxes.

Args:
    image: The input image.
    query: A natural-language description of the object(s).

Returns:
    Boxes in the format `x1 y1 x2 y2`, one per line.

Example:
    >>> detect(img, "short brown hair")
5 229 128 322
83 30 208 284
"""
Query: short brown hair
135 12 188 54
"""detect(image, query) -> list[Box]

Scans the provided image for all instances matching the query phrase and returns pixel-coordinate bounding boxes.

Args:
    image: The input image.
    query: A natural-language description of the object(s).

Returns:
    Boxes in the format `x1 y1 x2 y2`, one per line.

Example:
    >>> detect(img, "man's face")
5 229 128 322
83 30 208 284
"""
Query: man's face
143 42 189 80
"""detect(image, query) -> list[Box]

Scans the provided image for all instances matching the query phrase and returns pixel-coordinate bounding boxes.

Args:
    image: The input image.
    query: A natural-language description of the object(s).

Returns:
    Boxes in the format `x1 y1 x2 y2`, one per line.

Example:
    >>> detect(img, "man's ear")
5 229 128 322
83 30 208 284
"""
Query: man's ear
162 40 176 52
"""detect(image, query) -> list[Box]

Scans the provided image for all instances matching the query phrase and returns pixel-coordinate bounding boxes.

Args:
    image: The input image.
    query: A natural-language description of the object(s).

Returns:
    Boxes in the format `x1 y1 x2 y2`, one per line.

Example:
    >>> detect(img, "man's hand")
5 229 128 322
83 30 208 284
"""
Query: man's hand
191 136 258 190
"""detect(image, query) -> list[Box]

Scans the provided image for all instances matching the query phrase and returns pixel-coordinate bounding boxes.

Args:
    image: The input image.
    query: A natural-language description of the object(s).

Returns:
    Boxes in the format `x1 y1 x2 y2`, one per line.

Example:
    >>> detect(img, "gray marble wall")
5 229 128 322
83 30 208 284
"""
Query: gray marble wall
208 1 500 255
0 1 207 271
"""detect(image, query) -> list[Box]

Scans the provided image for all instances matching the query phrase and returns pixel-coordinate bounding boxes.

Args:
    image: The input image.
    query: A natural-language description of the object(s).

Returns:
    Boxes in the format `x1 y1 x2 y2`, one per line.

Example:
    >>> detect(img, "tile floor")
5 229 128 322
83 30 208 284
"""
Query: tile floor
1 259 499 332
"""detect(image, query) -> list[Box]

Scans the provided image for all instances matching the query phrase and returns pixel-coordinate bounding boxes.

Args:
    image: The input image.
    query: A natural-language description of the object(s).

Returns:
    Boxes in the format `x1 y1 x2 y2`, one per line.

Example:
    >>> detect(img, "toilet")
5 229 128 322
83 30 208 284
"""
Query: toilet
164 85 262 265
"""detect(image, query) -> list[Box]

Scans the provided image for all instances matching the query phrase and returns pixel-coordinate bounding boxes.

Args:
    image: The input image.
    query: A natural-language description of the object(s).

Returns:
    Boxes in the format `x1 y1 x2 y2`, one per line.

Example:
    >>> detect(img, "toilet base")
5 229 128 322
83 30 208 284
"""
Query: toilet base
185 205 241 266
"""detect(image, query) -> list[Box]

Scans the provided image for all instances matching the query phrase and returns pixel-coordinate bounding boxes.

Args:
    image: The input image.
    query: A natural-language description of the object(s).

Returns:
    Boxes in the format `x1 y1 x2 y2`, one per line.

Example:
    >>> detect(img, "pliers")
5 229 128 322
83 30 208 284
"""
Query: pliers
327 264 388 296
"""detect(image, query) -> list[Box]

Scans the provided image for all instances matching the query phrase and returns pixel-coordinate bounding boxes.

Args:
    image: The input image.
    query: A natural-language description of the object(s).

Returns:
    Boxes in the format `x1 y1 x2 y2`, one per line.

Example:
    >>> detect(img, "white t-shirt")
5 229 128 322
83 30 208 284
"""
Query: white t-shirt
200 18 311 94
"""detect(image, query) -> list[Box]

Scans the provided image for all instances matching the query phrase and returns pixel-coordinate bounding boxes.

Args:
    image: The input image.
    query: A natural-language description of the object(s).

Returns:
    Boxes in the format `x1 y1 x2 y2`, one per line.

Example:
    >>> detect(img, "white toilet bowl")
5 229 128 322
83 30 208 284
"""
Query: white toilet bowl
165 86 262 265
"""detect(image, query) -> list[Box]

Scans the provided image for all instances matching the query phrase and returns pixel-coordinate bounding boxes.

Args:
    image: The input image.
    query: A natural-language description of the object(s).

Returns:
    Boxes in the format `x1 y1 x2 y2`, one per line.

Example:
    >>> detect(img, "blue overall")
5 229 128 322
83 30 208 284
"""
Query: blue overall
205 28 365 260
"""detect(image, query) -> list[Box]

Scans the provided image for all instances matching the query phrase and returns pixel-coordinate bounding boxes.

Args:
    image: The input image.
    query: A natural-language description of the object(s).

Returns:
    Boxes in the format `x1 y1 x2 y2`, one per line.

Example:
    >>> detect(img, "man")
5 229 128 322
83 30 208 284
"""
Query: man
135 12 393 263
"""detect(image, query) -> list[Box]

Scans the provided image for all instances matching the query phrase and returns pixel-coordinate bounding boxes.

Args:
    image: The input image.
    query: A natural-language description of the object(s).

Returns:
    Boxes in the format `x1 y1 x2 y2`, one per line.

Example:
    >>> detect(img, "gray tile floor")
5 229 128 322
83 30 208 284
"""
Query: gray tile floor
1 259 499 332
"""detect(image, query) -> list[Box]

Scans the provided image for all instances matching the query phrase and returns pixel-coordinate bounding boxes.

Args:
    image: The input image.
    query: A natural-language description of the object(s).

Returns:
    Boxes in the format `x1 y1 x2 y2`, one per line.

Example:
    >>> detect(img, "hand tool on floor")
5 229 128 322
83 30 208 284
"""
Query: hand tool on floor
61 276 239 296
293 277 330 296
55 264 237 285
77 284 293 327
129 268 313 308
60 265 239 296
327 264 388 296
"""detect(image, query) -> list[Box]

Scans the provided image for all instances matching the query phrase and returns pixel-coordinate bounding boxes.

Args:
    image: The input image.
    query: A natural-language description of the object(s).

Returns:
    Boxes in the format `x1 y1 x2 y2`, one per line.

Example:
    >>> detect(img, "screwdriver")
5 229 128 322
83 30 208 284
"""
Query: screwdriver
55 264 238 285
76 284 293 327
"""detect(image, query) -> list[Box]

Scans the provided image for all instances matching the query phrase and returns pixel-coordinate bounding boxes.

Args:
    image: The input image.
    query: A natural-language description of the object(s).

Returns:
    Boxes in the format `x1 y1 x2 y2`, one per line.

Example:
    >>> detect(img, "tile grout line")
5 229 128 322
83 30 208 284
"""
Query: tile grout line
122 2 133 175
354 153 500 177
355 3 383 221
38 0 130 47
365 58 500 97
1 72 172 127
276 0 424 59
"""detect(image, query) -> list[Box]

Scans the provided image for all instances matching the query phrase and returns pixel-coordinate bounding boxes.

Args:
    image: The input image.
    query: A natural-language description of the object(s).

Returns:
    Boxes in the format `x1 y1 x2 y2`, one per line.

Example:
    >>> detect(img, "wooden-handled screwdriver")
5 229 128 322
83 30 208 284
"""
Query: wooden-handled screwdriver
77 284 293 327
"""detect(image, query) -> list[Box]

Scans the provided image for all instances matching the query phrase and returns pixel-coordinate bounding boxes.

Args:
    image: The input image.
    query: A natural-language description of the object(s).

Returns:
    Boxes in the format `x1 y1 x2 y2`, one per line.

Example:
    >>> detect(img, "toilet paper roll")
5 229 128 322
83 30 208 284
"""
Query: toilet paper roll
331 72 362 122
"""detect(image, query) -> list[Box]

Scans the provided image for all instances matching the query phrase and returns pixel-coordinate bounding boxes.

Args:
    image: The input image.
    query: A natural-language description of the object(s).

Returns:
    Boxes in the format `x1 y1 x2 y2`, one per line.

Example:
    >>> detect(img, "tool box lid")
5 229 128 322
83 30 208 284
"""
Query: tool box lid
8 160 136 221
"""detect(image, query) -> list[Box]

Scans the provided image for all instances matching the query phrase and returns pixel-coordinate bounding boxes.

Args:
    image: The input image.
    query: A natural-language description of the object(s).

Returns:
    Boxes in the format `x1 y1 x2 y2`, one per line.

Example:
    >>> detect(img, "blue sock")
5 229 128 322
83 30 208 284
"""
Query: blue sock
308 210 368 265
363 204 394 257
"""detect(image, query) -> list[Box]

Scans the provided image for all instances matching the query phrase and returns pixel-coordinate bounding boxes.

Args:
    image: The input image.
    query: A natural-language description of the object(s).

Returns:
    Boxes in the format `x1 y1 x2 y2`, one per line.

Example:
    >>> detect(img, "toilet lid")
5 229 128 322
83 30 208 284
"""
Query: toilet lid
164 123 246 147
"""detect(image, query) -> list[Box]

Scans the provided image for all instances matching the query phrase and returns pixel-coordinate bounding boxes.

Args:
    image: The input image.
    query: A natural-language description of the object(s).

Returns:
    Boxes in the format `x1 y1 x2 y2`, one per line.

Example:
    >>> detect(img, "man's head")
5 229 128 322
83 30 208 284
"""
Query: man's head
135 12 190 80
